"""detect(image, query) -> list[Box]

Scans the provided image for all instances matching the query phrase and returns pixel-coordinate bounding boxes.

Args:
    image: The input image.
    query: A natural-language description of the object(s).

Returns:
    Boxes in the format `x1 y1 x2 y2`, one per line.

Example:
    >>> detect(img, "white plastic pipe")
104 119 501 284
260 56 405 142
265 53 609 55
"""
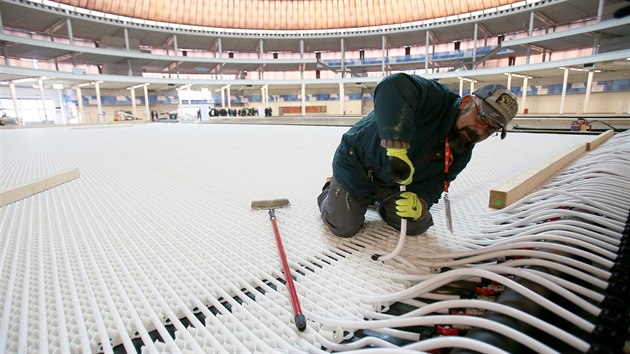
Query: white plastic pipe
374 185 407 261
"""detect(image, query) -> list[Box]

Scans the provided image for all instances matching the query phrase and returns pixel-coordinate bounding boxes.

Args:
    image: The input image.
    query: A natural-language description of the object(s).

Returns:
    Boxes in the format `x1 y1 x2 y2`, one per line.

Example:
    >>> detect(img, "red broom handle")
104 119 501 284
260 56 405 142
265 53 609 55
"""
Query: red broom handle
269 210 306 331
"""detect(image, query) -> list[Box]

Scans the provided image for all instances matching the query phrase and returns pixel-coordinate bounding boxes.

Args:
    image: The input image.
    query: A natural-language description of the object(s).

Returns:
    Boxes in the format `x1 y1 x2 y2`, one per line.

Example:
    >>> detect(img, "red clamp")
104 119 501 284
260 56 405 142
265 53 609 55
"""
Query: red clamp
436 325 459 336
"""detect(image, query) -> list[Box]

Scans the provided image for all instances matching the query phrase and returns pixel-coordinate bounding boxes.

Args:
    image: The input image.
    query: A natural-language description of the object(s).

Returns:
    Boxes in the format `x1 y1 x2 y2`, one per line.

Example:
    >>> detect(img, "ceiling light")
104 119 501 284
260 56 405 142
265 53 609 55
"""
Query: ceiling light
510 73 532 79
128 83 149 90
12 77 38 83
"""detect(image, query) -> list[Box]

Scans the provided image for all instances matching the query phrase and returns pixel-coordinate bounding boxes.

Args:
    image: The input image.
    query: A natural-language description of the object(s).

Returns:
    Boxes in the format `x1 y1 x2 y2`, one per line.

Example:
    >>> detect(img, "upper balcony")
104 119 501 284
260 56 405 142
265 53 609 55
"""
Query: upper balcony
0 0 628 91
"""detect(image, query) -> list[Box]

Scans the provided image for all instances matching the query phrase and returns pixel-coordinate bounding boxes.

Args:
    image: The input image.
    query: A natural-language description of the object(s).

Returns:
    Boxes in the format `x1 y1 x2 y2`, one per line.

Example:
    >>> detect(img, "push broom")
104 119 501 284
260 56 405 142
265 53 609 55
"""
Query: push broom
251 198 307 332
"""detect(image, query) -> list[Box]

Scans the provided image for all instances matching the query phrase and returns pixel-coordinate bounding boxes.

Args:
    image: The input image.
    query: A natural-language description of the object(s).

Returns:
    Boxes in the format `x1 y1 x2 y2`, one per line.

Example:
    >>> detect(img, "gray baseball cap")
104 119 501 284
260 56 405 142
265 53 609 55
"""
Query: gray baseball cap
473 84 518 139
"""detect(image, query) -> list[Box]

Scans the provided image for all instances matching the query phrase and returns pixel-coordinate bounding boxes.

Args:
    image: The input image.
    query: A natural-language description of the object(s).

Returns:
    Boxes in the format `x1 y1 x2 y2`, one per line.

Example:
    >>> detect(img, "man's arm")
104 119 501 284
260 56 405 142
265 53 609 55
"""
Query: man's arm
373 73 432 185
374 73 427 143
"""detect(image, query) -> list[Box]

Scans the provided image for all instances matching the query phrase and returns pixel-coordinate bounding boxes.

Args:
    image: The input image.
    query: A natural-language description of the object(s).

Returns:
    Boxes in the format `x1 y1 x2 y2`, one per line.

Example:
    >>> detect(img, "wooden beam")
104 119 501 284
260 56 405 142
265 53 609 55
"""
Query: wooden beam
586 129 614 151
489 130 615 209
0 168 80 207
489 144 587 209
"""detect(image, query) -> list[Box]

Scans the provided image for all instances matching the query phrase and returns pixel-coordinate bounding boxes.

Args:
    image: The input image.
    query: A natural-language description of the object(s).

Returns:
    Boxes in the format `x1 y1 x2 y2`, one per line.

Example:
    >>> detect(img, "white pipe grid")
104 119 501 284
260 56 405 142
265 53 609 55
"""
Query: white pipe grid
0 124 626 353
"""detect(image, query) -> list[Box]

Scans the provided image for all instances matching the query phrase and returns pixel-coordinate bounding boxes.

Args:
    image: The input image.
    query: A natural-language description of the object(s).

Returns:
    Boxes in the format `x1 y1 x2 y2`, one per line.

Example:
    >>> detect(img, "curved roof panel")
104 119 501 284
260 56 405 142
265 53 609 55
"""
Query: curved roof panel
53 0 522 30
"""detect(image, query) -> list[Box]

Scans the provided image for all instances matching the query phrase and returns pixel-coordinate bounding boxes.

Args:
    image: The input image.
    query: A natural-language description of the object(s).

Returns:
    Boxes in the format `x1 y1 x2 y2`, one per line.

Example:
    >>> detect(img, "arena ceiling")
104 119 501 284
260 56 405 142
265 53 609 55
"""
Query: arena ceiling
0 0 628 93
53 0 522 30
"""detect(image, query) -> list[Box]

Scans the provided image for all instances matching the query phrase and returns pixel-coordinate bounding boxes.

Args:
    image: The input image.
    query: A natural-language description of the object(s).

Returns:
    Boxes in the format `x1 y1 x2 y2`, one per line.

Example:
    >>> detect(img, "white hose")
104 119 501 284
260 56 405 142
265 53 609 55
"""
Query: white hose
374 185 407 262
340 337 511 354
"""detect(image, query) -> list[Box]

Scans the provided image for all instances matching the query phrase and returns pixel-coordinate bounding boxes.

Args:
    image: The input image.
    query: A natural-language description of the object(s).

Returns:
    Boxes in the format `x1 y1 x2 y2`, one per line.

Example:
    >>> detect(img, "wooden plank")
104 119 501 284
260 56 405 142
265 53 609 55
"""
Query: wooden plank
489 144 587 209
0 168 80 208
586 130 614 151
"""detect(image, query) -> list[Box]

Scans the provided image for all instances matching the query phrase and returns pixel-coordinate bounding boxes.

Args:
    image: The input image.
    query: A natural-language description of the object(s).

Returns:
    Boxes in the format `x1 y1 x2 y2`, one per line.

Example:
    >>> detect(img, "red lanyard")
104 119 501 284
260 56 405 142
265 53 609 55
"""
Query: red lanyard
444 137 453 193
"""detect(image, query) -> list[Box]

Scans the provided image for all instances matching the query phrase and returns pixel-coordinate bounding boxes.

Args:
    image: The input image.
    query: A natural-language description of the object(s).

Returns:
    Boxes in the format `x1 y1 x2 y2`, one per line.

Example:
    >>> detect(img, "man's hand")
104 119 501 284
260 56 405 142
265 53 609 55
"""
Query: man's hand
386 148 414 185
395 191 426 220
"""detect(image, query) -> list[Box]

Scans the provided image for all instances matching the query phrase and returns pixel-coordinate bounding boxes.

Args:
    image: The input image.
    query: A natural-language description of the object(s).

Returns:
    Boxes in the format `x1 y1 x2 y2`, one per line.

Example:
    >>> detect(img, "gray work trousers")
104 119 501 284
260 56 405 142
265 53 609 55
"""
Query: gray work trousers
317 176 433 237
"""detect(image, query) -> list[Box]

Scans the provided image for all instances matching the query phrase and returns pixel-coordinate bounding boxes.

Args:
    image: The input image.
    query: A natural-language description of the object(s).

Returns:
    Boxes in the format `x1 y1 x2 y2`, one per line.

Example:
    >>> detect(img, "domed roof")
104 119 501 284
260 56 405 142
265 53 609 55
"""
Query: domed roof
53 0 521 30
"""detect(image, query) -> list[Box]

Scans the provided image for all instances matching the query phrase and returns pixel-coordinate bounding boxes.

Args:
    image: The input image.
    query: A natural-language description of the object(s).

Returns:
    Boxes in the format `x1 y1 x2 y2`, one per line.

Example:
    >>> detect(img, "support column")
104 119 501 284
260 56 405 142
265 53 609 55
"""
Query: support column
526 11 535 64
301 84 306 116
591 0 605 55
57 88 66 125
67 18 76 67
173 35 179 78
340 38 345 78
458 77 464 96
521 77 529 114
130 88 137 117
381 35 387 76
75 87 84 123
226 85 231 109
583 70 594 114
299 40 305 79
143 84 150 121
431 37 436 72
187 86 192 118
221 88 225 108
506 74 512 90
177 88 182 117
38 78 48 121
258 39 264 80
339 82 345 115
66 18 74 44
597 0 605 21
124 28 130 50
95 81 103 123
472 22 478 64
261 85 268 108
9 82 20 120
425 31 430 74
559 68 569 114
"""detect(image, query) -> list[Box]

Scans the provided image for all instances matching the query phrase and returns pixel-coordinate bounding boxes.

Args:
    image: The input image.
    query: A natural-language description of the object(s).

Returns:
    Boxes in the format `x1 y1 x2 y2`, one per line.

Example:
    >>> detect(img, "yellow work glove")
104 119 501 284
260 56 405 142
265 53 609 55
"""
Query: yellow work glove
395 191 426 220
386 148 415 185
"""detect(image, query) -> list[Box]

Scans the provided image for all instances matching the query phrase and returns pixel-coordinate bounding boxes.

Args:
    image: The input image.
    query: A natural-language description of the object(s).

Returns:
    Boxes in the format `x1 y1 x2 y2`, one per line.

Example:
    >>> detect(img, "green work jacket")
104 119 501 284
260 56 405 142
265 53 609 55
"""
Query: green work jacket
332 73 473 207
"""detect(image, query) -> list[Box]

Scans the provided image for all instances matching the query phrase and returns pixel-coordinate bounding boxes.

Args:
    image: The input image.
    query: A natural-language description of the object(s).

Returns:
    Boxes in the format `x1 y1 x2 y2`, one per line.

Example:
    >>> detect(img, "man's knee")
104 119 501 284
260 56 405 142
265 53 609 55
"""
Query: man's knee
320 197 365 237
317 179 367 238
321 211 363 237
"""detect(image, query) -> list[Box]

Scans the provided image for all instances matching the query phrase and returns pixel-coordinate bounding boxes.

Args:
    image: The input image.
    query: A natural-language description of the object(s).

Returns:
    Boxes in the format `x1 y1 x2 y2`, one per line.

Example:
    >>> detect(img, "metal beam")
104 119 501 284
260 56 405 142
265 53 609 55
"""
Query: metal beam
501 17 630 47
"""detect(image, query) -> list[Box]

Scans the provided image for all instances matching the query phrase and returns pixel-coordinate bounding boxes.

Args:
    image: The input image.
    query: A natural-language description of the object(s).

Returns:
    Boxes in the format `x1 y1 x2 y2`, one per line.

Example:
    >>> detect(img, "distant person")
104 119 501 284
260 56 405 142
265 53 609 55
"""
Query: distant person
318 73 518 237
